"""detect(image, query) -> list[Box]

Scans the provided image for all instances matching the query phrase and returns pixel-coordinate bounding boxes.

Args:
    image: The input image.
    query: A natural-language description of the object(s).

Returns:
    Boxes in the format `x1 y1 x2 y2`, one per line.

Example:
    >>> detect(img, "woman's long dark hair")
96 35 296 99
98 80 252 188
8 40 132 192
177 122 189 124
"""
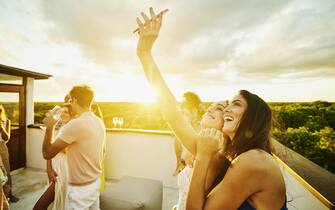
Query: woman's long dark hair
209 90 274 191
225 90 273 159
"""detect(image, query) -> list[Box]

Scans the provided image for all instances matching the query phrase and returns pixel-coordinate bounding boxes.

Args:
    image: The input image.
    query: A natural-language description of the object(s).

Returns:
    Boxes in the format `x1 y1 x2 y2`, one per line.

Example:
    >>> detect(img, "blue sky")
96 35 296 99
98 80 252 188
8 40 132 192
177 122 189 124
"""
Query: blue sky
0 0 335 102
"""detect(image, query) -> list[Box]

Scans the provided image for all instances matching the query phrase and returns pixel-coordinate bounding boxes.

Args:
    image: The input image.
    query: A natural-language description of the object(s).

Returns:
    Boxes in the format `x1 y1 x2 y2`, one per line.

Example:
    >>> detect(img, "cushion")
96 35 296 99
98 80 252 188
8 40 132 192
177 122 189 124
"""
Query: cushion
100 176 163 210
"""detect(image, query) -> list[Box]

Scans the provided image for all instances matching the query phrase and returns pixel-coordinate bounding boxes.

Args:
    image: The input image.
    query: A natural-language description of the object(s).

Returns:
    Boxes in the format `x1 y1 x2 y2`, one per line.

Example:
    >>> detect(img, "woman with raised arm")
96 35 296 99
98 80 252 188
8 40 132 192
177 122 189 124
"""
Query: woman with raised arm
136 7 198 156
136 8 287 210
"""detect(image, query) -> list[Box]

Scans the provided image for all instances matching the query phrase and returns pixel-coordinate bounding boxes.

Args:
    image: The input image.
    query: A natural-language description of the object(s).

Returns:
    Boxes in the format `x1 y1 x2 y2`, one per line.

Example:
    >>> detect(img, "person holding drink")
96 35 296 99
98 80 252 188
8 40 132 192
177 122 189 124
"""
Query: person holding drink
0 105 19 203
41 85 105 210
34 104 73 210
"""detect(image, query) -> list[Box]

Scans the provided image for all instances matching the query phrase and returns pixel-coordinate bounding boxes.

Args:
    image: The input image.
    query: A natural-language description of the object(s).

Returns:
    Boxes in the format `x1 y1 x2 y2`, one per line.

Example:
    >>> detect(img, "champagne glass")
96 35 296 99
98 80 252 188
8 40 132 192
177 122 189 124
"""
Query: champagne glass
118 117 124 128
112 117 118 128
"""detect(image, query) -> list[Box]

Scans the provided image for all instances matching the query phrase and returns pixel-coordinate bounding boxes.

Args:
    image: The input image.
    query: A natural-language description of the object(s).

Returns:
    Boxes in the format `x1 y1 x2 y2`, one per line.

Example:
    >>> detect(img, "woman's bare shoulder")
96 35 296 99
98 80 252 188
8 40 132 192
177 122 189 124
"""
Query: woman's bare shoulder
231 149 276 173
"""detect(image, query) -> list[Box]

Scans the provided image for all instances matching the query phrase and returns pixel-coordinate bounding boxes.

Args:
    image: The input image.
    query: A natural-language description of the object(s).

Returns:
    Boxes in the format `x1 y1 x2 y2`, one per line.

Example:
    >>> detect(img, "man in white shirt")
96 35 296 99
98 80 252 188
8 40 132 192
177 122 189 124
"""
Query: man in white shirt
42 84 106 210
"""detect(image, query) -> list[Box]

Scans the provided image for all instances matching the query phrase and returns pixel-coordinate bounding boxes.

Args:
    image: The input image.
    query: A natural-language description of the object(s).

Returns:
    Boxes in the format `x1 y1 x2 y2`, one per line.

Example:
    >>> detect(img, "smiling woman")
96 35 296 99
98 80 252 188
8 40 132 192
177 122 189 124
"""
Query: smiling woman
135 7 288 210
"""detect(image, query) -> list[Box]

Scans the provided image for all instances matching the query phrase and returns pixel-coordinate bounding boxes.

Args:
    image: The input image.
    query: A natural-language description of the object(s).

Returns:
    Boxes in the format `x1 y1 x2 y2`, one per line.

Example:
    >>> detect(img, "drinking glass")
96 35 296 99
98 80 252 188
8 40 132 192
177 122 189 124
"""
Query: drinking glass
118 117 124 128
112 117 118 128
51 105 62 120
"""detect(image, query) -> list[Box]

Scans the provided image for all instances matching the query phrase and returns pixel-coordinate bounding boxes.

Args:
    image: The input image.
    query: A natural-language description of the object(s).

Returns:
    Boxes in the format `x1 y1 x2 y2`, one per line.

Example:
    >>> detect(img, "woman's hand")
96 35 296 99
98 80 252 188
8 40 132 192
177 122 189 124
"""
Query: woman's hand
136 7 168 55
47 168 58 183
197 128 223 158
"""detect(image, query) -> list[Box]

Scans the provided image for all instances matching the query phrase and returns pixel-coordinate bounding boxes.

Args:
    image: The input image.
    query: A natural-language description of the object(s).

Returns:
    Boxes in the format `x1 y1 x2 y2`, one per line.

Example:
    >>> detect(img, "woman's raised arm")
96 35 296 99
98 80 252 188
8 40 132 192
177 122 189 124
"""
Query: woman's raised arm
136 7 198 154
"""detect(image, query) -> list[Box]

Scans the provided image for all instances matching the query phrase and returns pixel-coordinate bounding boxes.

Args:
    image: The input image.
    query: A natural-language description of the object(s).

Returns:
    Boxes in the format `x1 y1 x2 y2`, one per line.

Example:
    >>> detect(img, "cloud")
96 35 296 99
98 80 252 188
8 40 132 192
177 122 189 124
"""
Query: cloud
37 0 144 70
37 0 290 72
1 0 334 102
231 0 335 79
36 0 335 85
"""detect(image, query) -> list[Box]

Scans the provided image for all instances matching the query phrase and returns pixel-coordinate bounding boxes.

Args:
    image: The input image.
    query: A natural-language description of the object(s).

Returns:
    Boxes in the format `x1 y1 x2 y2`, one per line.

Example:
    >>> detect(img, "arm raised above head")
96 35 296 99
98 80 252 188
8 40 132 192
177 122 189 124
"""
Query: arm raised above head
136 7 198 155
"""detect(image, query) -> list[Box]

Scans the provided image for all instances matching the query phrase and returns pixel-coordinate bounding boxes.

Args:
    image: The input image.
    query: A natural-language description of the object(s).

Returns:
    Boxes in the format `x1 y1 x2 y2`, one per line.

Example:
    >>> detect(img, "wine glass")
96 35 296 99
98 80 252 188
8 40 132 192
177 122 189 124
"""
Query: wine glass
118 117 124 128
112 117 118 128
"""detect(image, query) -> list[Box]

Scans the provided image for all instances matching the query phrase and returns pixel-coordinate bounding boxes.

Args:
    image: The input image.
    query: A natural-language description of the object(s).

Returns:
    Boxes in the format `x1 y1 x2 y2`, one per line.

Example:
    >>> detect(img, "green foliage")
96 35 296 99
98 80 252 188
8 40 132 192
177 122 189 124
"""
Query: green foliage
315 127 335 151
324 110 335 129
275 106 319 129
276 127 320 156
270 101 334 173
273 126 335 173
328 104 335 111
272 101 334 130
34 102 170 131
0 102 19 125
314 127 335 171
304 115 328 132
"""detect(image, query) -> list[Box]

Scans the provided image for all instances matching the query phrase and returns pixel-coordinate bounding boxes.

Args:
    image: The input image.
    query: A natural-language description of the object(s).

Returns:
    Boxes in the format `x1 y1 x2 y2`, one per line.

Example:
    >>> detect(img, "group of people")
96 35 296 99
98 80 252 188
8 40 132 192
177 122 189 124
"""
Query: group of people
0 105 19 210
3 7 289 210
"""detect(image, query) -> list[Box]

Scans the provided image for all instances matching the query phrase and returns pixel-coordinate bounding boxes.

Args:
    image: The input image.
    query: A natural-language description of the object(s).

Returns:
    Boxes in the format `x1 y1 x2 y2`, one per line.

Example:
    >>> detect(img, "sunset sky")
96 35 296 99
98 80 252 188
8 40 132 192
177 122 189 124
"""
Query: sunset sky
1 0 334 102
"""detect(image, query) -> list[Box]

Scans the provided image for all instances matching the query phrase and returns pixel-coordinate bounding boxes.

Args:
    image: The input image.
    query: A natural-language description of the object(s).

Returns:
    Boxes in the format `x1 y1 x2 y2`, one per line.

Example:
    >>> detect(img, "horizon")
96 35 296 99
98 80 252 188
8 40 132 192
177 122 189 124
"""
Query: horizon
32 100 335 103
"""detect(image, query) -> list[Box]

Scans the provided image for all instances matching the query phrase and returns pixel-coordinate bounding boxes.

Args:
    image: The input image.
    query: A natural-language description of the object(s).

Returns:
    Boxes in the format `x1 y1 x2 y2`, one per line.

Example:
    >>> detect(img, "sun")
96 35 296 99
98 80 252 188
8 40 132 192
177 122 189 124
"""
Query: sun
92 73 158 102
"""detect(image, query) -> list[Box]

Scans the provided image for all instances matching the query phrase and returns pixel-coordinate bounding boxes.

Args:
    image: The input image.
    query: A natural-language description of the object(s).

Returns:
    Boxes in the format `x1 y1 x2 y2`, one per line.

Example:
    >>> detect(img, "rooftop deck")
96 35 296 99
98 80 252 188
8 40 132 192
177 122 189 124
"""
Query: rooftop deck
9 168 178 210
5 126 331 210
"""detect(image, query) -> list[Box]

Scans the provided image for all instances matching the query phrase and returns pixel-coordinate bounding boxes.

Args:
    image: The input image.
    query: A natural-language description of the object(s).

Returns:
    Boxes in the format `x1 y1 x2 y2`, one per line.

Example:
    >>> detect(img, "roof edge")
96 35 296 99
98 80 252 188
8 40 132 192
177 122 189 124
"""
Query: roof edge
0 64 52 80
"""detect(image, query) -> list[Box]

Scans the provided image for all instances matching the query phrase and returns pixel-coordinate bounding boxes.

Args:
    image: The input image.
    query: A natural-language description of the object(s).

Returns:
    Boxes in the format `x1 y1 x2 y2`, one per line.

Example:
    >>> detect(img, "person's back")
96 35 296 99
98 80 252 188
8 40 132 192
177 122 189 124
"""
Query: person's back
48 84 106 210
233 150 287 210
60 111 105 185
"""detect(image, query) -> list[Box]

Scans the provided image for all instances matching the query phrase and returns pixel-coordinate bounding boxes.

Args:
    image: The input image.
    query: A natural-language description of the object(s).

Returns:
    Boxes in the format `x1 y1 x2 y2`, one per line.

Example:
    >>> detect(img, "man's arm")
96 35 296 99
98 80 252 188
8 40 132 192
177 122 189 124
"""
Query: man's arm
42 112 69 160
42 126 69 160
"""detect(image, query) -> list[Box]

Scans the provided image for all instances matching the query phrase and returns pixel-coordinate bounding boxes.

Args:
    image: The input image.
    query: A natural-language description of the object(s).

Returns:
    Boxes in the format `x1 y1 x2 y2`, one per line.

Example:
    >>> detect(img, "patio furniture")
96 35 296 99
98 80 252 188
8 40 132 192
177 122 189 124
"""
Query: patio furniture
100 176 163 210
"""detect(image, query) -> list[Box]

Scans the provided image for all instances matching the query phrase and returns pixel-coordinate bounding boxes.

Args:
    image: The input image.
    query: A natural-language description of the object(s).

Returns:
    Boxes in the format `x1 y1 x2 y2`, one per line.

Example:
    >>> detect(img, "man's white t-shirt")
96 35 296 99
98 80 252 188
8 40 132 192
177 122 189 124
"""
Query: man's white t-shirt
58 111 105 184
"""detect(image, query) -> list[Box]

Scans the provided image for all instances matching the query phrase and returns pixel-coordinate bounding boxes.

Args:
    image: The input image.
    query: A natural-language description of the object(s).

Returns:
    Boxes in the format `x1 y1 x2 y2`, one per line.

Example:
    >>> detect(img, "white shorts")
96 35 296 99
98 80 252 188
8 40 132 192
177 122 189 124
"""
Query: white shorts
65 179 101 210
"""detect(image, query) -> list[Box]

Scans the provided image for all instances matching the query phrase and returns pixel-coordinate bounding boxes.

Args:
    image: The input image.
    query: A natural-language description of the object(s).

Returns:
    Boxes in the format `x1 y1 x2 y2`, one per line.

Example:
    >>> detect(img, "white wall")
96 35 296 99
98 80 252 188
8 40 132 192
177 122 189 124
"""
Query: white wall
25 77 34 165
104 131 177 188
26 128 47 170
26 128 178 188
25 77 34 125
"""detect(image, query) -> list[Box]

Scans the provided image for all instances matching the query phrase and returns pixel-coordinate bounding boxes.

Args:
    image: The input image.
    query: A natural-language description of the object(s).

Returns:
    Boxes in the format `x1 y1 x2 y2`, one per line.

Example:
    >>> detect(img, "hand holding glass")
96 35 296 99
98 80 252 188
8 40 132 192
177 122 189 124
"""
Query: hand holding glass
51 106 62 121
